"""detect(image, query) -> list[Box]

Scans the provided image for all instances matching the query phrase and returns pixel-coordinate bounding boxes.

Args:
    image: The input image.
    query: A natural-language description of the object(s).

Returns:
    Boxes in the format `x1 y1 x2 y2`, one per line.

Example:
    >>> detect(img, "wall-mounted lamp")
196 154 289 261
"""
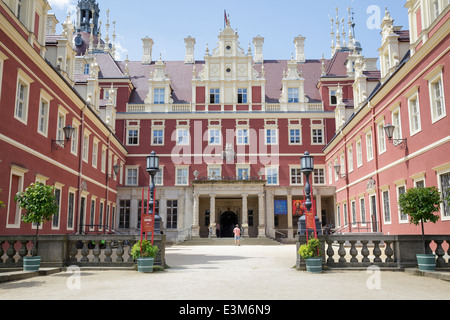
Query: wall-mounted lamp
108 164 120 179
333 163 346 179
384 123 407 149
51 125 75 152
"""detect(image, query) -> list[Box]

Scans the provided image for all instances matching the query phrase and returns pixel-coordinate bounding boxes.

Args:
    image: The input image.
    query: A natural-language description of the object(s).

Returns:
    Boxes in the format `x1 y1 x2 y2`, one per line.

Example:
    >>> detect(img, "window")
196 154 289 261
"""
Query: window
52 187 61 229
82 131 90 162
15 81 28 122
351 200 357 225
210 88 220 104
356 139 363 167
166 200 178 229
56 112 65 142
237 167 250 180
71 125 78 155
289 128 301 144
383 190 391 223
153 88 165 104
439 172 450 219
176 167 188 185
209 129 221 145
119 200 130 229
343 203 348 225
392 108 402 141
330 89 337 105
126 167 138 186
99 202 104 231
313 168 325 185
208 167 221 180
348 147 354 173
101 147 106 173
237 88 247 103
89 199 96 230
288 88 299 103
84 64 90 75
177 128 189 145
152 129 164 145
127 129 139 145
266 167 278 185
366 130 373 161
408 95 421 135
360 197 366 224
237 129 248 145
155 167 163 186
266 129 278 145
290 167 303 185
38 99 49 136
378 121 386 154
312 128 323 144
92 140 98 168
397 185 408 222
336 205 341 227
429 75 446 122
67 191 75 230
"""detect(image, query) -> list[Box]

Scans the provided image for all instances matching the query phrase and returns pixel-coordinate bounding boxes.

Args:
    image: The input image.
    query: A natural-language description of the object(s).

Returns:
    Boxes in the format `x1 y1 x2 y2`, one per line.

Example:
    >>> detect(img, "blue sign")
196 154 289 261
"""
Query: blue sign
274 200 288 215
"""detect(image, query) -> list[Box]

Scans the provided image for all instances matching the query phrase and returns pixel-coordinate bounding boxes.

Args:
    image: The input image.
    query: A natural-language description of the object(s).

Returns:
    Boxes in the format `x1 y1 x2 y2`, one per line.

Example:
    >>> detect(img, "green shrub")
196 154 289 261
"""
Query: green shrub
298 238 322 260
131 239 159 259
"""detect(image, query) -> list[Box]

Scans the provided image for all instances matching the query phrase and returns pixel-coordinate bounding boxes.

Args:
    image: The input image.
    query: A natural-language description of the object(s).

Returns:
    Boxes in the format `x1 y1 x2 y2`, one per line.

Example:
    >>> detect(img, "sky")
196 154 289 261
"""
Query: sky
47 0 410 62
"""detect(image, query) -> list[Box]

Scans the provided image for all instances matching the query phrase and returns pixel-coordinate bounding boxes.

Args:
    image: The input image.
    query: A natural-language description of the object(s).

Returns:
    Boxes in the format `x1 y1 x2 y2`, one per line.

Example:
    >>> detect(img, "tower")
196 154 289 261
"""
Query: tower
77 0 100 35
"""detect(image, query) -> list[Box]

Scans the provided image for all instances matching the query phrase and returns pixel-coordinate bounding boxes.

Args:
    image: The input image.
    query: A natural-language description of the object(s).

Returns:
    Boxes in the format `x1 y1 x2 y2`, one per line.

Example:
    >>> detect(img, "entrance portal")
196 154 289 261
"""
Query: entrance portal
220 211 237 238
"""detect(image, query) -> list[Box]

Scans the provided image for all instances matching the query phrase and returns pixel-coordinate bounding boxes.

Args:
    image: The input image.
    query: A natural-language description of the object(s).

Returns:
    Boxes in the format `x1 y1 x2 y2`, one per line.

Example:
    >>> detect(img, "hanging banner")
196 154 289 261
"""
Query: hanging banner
142 214 154 233
292 200 304 216
274 200 288 215
305 211 316 230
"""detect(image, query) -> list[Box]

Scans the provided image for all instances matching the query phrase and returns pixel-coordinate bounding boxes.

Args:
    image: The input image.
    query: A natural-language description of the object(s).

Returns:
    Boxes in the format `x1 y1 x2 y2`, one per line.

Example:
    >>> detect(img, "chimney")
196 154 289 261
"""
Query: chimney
184 36 196 64
46 13 59 36
142 36 154 65
253 35 264 64
294 35 306 63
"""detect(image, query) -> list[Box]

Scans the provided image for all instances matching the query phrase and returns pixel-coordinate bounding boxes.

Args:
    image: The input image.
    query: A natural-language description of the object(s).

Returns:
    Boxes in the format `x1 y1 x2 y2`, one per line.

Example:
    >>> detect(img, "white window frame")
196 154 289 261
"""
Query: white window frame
236 164 251 181
265 128 278 145
92 138 99 169
377 119 387 155
391 105 403 142
52 182 64 230
426 67 446 123
71 119 80 156
313 167 326 185
82 129 91 163
152 128 164 146
208 128 222 146
237 88 248 104
153 88 165 104
381 187 391 224
289 165 303 186
101 146 107 173
7 165 28 228
347 146 354 173
154 166 164 186
37 90 52 137
125 166 139 186
407 91 421 136
14 69 33 124
359 196 367 225
236 128 249 145
395 180 408 223
209 88 220 104
176 128 190 146
287 87 299 103
0 51 8 100
175 166 189 186
265 166 279 186
207 164 222 180
434 163 450 221
366 129 374 162
356 139 363 168
67 188 77 231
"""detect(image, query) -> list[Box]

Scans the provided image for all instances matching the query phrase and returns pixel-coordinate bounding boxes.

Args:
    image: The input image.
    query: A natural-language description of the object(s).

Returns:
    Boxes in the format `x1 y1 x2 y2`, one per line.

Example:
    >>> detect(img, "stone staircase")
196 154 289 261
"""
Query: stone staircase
178 237 282 246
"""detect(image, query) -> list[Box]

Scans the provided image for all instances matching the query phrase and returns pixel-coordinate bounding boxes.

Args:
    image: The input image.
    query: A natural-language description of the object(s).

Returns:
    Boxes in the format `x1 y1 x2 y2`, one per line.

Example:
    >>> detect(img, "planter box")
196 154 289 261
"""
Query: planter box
416 254 436 271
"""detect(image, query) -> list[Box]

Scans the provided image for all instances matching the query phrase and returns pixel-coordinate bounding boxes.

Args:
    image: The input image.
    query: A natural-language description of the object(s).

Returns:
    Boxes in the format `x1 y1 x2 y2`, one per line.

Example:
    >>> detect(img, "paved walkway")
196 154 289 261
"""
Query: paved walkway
0 244 449 300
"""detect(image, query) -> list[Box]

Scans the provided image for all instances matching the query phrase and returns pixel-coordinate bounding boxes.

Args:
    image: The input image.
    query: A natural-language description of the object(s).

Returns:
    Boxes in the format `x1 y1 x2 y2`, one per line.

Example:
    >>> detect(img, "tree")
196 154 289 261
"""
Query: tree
14 183 59 257
398 186 442 253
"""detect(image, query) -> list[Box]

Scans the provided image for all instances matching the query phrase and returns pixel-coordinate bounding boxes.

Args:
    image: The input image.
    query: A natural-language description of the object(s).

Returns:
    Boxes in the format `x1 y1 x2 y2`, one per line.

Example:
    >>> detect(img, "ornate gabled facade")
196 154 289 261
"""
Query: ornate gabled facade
0 0 448 242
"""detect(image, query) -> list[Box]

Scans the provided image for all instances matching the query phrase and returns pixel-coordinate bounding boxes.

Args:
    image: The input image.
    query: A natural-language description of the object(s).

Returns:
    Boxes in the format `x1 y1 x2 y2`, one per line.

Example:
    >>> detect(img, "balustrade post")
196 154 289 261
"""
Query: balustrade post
116 241 124 262
384 240 394 263
349 240 358 262
18 240 28 263
435 240 445 267
360 240 370 263
0 241 4 264
104 241 112 263
81 240 90 263
337 240 346 263
373 240 382 263
326 239 335 266
127 240 135 263
92 242 101 263
6 241 16 264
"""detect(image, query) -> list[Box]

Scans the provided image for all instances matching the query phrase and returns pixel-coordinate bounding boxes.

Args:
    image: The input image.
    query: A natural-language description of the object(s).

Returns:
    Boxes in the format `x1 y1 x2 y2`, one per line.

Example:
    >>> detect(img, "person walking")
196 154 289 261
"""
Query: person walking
233 224 241 246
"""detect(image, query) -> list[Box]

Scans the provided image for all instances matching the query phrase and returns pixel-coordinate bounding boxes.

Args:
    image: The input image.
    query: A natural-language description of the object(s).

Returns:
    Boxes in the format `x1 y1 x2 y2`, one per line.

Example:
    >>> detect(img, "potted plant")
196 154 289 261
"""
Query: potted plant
298 238 323 273
14 183 59 271
398 186 442 271
131 239 159 273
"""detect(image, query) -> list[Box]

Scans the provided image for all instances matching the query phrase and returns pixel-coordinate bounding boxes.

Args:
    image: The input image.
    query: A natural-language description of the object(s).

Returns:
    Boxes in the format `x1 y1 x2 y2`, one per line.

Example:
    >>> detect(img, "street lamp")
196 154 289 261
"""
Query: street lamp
333 163 346 179
51 125 75 152
300 151 314 212
146 151 161 234
383 123 407 149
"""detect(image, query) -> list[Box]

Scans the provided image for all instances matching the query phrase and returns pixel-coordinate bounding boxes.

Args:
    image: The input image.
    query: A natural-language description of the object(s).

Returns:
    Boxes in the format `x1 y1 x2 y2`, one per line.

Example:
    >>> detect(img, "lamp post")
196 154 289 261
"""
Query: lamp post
301 151 314 212
51 125 75 152
298 151 317 235
146 151 161 235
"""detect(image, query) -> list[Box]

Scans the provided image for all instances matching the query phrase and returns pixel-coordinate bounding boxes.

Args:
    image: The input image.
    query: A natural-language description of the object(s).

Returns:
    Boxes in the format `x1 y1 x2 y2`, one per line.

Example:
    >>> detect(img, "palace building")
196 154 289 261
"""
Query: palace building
0 0 448 242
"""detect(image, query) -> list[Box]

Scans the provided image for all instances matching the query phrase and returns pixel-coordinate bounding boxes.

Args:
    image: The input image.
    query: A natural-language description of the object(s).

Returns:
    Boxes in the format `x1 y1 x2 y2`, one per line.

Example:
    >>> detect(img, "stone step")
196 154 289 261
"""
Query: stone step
179 237 282 246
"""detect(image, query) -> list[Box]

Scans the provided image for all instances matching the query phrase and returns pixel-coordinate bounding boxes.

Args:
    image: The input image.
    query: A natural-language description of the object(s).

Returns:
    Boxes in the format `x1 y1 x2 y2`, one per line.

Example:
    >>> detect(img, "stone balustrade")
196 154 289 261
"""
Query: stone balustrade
297 234 450 270
0 234 165 269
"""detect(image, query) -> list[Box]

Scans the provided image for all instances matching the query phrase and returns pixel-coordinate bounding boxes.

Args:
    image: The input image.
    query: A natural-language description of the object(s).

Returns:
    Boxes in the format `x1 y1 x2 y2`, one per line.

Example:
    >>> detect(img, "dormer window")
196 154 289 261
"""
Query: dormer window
154 88 165 104
288 88 299 103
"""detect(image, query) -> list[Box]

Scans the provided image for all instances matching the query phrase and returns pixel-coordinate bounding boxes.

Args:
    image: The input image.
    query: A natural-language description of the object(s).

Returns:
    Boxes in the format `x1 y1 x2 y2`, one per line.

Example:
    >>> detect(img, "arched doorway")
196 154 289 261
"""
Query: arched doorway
220 211 237 238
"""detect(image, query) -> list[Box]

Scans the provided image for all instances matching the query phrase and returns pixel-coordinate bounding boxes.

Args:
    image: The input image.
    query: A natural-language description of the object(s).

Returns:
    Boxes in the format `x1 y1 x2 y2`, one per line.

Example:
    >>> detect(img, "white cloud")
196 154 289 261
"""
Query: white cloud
48 0 76 11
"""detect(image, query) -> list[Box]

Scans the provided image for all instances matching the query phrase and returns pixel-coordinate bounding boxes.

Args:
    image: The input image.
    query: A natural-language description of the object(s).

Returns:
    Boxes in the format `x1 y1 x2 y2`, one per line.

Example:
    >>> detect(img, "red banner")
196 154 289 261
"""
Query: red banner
305 211 316 230
142 214 154 233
